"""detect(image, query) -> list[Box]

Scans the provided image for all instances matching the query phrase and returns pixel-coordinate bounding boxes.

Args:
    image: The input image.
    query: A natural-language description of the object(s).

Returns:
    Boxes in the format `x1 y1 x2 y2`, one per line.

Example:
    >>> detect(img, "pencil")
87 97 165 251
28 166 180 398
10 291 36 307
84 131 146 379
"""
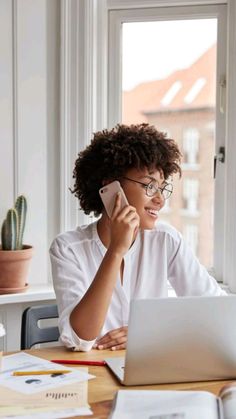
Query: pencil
12 370 71 376
51 359 106 366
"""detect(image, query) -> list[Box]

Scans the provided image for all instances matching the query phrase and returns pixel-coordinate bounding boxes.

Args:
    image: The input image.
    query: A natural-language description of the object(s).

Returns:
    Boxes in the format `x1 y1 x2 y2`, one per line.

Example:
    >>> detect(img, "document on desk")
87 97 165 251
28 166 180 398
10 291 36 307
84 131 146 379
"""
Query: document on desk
0 352 95 394
109 390 221 419
0 403 92 419
0 370 93 417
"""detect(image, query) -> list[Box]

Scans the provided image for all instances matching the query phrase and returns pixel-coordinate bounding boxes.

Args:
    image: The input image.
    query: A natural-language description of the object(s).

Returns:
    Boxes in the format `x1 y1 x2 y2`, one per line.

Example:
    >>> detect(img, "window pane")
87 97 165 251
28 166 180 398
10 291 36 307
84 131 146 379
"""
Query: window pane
122 19 217 268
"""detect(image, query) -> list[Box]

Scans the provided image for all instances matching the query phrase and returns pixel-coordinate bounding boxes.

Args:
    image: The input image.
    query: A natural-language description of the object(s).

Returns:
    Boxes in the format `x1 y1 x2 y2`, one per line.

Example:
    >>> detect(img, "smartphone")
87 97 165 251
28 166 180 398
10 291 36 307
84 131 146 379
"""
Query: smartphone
99 180 129 218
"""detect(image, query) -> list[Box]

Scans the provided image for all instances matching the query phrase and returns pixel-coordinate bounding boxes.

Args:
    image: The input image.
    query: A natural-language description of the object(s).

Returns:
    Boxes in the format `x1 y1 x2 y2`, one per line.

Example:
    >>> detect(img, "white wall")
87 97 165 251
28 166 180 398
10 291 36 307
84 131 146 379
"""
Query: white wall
1 0 236 291
0 0 60 285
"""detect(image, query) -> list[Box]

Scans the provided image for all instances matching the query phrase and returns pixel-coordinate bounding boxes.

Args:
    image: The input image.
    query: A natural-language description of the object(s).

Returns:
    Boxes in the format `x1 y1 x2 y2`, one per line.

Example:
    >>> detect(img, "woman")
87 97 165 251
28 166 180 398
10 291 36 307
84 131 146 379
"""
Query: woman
50 123 225 352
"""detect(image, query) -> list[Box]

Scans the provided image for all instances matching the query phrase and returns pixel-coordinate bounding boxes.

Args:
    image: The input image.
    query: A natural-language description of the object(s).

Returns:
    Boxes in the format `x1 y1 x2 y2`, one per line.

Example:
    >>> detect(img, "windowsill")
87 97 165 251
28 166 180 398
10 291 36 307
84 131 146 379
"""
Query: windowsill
0 284 56 305
0 283 234 306
168 284 235 297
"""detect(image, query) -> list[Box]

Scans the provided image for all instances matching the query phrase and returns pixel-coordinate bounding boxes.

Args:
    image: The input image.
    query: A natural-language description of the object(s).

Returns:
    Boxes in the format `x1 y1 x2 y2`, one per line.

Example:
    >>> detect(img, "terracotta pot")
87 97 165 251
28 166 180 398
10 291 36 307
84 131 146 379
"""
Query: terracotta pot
0 245 33 294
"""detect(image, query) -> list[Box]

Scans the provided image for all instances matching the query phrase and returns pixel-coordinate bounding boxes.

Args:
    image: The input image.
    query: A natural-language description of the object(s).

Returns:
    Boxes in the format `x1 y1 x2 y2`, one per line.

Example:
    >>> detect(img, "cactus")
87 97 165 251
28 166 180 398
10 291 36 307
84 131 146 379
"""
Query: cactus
1 195 27 251
15 195 27 250
1 209 18 250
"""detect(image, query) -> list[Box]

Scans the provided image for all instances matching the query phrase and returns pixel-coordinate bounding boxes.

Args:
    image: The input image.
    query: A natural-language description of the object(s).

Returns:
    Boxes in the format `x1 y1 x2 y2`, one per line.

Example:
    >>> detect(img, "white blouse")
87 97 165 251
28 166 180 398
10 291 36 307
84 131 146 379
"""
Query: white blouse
49 221 226 352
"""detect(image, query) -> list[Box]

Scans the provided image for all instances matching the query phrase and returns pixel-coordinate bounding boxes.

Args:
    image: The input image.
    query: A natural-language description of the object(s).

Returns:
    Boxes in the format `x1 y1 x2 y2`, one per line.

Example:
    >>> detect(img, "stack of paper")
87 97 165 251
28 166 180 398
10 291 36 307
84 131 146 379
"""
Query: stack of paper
0 352 95 418
109 390 220 419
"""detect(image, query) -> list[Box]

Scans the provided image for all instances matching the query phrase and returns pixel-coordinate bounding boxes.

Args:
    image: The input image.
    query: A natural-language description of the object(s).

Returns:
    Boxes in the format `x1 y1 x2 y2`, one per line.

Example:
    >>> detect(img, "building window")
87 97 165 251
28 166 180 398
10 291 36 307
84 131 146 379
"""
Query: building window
184 78 206 104
182 178 199 215
183 128 199 165
183 224 198 255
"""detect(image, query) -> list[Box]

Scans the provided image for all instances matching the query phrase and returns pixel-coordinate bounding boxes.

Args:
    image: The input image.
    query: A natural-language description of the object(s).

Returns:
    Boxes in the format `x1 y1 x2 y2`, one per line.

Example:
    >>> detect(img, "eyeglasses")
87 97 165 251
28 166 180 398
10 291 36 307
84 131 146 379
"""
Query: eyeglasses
122 177 173 200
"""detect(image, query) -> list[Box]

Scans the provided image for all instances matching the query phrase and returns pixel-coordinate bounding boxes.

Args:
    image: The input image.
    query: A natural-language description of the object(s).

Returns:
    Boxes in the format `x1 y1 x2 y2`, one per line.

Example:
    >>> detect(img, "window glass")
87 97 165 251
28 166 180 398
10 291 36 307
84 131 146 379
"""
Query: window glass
183 128 199 166
183 224 199 255
122 19 217 268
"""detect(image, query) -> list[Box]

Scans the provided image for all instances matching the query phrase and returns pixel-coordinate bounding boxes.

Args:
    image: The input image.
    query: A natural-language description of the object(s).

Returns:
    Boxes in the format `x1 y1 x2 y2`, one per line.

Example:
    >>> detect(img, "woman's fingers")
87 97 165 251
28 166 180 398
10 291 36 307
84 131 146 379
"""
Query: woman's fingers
97 333 126 346
95 326 128 350
111 194 137 221
125 212 140 227
97 335 127 350
110 343 126 351
111 192 122 218
109 194 140 255
97 327 127 344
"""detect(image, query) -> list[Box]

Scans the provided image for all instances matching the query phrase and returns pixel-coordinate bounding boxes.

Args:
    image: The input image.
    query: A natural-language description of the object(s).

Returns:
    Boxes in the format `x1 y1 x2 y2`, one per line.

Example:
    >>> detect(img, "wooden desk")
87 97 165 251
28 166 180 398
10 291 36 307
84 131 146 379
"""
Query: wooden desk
25 346 234 419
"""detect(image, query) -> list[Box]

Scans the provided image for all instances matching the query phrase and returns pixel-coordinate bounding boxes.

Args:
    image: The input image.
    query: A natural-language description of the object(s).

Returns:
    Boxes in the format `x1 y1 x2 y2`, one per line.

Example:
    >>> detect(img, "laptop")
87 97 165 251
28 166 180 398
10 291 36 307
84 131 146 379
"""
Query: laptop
105 296 236 385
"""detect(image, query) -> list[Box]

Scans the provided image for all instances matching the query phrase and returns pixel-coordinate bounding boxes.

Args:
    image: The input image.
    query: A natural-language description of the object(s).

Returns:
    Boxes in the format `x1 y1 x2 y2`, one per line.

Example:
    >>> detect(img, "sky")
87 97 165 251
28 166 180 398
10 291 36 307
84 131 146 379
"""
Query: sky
122 19 217 91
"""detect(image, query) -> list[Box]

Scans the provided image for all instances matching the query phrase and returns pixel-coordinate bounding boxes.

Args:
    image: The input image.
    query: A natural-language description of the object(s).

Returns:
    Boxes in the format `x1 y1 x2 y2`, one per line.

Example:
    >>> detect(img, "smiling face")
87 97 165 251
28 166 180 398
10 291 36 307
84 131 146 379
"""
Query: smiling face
120 167 167 230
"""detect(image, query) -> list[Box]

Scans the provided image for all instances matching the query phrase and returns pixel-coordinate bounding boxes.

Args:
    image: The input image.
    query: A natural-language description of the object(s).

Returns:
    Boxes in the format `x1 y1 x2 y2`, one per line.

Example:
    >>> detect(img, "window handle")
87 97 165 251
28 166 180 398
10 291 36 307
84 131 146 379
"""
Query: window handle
214 146 225 178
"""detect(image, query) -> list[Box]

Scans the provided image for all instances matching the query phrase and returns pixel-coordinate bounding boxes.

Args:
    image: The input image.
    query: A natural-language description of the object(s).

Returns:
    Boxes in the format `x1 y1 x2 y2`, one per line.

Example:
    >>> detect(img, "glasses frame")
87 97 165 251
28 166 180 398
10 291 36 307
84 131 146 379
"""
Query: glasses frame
122 176 173 200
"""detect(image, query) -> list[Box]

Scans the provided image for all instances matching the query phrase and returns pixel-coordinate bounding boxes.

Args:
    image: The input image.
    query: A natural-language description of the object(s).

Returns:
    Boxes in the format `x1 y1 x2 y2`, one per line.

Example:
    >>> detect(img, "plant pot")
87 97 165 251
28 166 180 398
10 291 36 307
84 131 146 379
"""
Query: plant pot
0 245 33 294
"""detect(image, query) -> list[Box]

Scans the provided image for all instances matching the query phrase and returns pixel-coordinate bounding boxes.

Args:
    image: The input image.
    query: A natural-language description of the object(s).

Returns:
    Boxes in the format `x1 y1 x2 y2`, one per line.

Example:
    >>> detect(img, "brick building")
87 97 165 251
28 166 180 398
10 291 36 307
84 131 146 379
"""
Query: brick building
122 45 216 266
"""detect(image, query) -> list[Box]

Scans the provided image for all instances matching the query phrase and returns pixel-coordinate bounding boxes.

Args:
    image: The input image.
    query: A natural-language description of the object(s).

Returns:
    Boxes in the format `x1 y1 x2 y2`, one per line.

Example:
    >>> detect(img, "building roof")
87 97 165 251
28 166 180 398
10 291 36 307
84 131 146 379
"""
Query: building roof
123 44 216 124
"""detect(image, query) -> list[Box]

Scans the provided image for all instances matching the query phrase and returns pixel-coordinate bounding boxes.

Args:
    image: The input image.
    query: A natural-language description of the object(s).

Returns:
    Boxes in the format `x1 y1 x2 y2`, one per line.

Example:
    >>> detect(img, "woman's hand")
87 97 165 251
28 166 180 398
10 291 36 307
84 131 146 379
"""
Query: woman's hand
94 326 128 351
109 193 140 256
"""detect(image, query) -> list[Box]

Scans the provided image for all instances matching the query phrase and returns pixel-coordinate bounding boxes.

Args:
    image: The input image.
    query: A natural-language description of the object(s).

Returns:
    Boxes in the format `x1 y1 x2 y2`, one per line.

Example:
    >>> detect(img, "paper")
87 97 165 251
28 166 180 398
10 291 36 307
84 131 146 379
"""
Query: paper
221 384 236 419
109 390 219 419
0 352 94 394
0 406 92 418
0 365 93 417
0 381 89 407
0 385 93 418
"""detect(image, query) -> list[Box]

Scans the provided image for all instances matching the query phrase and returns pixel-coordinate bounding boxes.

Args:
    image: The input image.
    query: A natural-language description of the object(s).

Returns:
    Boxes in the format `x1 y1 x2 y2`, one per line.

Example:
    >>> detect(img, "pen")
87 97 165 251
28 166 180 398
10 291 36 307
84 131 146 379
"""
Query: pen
51 359 106 366
12 370 71 376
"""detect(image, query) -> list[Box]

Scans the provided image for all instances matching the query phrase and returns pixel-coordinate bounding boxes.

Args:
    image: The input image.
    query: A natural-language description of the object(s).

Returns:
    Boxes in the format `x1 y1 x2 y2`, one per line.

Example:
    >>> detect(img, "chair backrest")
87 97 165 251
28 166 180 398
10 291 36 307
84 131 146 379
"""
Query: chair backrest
21 304 60 349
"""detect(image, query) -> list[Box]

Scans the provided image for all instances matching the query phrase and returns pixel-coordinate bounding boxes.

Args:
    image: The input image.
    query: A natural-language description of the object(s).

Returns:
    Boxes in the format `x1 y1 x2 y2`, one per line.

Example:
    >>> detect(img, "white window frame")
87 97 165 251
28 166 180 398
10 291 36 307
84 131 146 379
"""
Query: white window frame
60 0 108 230
107 2 227 284
61 0 236 292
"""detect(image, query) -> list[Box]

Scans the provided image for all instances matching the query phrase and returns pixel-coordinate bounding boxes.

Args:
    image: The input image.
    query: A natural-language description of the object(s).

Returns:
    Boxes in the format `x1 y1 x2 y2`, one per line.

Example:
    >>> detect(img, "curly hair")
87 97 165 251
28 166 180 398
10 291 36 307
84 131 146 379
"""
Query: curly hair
71 123 182 216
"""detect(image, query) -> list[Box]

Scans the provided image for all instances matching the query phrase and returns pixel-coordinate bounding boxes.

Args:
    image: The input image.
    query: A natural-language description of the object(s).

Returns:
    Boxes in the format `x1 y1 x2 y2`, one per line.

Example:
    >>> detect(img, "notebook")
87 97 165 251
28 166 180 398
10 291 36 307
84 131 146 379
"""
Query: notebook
105 295 236 385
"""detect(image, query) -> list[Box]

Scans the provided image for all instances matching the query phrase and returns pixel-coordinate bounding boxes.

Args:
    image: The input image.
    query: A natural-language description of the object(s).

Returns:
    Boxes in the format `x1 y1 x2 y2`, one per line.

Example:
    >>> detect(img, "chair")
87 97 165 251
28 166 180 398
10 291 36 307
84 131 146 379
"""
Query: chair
21 304 60 349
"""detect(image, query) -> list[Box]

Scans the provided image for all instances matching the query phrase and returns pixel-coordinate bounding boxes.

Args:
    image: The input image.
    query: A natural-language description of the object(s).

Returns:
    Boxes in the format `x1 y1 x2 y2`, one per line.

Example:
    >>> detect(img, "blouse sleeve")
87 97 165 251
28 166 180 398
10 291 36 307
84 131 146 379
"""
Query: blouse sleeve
49 236 96 352
167 232 226 296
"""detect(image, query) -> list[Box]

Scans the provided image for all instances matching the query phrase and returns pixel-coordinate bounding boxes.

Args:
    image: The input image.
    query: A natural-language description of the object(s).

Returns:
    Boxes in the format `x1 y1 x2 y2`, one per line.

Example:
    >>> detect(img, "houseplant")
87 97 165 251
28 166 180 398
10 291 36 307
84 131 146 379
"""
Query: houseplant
0 195 33 294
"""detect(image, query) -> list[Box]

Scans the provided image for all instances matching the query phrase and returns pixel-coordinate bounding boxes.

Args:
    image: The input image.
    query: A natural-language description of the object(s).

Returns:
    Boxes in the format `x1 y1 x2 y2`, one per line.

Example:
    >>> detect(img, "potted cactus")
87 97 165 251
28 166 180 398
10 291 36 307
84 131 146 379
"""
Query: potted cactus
0 195 33 294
